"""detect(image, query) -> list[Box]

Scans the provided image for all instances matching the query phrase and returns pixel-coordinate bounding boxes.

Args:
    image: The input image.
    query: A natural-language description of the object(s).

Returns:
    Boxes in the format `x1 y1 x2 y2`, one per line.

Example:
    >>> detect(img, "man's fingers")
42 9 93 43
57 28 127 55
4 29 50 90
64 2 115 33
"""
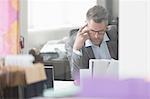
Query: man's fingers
78 26 89 36
79 30 89 36
80 32 89 40
79 24 88 32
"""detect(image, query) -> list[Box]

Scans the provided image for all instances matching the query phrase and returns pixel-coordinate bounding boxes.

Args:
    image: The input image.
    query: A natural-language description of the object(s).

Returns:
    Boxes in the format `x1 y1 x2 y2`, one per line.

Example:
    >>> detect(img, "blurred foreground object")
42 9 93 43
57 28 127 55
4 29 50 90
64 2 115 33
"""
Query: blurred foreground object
0 63 46 98
5 55 34 67
0 63 46 87
79 77 150 99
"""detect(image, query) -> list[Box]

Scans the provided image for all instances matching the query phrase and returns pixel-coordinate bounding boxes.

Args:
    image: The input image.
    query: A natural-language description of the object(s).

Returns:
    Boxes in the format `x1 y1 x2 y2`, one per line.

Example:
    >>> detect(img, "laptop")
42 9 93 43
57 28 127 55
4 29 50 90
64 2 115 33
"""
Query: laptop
89 59 119 78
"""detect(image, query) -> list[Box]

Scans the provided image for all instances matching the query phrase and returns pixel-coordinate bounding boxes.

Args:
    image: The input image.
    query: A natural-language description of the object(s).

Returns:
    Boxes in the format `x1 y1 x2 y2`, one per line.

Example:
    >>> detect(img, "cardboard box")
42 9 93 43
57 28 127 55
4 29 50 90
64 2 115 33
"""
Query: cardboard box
0 63 46 87
24 63 46 84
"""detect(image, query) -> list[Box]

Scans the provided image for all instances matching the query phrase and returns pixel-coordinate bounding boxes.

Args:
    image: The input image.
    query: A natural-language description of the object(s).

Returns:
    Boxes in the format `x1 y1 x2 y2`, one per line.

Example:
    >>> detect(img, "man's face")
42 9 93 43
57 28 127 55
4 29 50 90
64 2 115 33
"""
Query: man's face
87 20 107 46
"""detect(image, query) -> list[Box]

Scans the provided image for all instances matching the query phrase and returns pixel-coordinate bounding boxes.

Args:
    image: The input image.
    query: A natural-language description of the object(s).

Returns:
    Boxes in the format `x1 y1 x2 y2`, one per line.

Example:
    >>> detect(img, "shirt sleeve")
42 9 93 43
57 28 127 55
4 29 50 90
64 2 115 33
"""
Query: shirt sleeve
73 49 82 56
71 49 83 80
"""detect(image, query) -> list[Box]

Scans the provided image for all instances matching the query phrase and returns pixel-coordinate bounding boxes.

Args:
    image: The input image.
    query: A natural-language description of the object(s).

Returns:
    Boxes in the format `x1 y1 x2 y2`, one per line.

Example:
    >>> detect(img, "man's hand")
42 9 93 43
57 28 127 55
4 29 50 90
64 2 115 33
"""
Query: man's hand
73 24 89 50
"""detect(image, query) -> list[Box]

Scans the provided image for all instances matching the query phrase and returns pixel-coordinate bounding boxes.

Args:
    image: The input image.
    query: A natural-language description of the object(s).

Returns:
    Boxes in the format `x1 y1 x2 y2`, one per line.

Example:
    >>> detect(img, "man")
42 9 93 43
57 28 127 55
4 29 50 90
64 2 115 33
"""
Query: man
70 5 118 80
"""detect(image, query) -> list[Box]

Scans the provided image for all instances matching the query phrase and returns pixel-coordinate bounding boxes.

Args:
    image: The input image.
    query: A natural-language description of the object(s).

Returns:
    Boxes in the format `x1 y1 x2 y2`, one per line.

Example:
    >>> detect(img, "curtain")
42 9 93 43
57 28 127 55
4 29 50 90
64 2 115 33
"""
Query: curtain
0 0 19 56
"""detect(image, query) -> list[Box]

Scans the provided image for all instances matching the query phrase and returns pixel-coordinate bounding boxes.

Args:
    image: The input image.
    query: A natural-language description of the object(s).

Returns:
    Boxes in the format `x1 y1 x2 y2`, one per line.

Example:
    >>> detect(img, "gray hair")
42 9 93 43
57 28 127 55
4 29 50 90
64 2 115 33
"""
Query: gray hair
86 5 108 25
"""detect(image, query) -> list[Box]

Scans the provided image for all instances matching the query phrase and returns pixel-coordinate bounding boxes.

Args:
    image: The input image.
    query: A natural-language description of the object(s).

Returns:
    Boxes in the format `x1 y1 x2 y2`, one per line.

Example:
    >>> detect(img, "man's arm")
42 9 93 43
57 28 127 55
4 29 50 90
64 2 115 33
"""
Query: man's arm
71 25 89 80
71 50 82 80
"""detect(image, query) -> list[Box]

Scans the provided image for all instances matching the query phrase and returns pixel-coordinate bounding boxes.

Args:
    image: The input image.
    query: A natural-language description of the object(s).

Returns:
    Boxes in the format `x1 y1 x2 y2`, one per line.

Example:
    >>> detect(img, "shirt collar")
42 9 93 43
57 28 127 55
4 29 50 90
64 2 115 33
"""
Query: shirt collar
85 33 110 47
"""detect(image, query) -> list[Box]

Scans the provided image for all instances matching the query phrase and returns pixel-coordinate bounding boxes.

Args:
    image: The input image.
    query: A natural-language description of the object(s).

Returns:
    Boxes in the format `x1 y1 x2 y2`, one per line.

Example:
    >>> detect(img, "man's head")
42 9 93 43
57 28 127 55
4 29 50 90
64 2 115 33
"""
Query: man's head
86 5 108 46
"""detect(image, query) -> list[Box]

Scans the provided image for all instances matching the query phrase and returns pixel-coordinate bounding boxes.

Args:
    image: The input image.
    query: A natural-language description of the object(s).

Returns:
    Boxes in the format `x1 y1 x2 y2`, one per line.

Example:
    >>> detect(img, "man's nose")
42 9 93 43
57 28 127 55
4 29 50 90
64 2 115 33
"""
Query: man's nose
94 32 100 38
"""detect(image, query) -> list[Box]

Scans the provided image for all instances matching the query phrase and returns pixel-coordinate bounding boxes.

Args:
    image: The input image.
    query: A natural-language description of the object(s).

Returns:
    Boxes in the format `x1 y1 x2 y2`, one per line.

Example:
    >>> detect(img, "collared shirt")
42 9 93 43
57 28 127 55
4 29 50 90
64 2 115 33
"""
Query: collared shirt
85 33 111 59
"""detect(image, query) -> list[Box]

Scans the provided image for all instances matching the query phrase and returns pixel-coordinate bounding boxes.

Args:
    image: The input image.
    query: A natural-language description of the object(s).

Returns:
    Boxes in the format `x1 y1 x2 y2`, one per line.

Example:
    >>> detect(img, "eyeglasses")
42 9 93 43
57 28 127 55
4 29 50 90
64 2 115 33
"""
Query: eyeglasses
88 29 106 36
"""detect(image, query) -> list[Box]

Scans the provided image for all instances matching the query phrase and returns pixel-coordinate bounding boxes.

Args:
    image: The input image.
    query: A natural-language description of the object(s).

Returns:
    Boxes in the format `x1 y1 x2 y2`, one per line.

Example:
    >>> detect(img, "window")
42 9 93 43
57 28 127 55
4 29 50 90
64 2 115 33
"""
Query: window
28 0 96 31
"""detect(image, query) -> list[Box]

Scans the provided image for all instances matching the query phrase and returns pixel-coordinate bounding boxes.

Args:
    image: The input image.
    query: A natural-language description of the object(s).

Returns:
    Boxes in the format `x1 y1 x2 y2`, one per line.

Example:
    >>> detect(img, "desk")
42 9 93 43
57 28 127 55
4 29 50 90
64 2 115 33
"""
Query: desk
30 81 111 99
31 79 150 99
30 81 79 99
43 81 79 97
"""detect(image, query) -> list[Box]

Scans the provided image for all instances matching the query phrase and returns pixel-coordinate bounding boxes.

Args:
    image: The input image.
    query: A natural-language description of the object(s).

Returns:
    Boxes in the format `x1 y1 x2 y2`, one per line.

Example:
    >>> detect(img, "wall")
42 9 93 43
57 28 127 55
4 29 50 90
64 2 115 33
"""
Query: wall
19 0 28 53
119 0 147 79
